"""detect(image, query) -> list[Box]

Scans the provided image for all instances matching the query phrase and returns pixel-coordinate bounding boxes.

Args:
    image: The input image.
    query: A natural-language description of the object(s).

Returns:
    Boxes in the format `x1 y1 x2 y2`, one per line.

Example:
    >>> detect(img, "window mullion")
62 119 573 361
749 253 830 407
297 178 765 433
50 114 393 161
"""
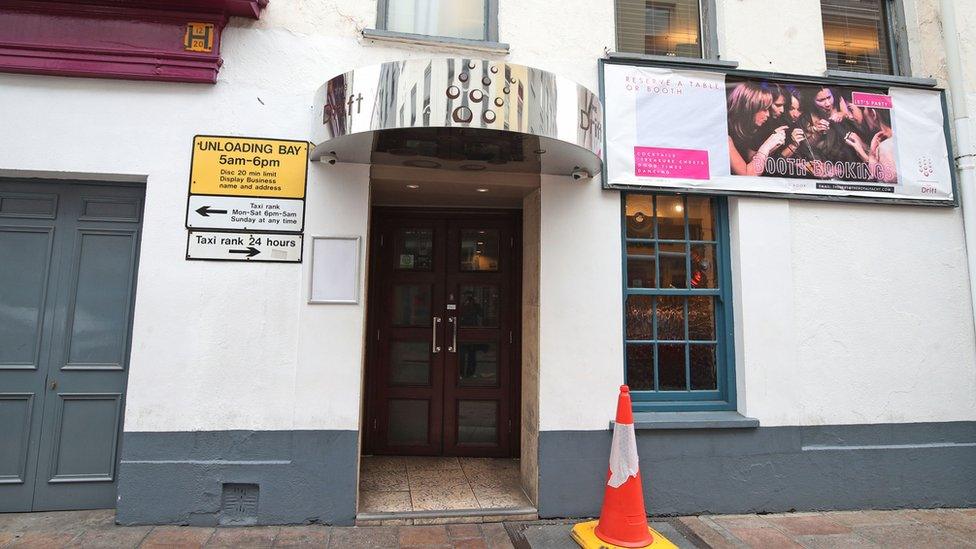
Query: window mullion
653 196 660 288
484 0 491 41
652 296 659 391
697 0 707 59
883 0 901 75
683 196 691 391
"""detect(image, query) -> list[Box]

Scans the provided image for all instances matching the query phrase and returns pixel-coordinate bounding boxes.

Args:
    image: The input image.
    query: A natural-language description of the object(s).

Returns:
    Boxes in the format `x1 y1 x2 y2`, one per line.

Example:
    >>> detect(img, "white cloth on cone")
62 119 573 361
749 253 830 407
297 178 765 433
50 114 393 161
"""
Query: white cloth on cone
607 421 640 488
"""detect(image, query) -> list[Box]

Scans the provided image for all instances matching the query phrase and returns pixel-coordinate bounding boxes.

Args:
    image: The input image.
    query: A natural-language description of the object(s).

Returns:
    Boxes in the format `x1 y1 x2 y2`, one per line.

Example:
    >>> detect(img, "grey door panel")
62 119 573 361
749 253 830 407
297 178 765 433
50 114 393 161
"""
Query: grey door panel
0 193 60 513
62 230 139 369
0 180 144 512
0 227 54 368
0 392 36 511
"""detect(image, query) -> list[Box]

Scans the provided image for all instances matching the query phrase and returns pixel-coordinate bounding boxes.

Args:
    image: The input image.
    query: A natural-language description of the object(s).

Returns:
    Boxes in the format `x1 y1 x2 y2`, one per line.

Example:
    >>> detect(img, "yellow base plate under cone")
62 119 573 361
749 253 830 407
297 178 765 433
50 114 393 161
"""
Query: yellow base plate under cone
571 520 678 549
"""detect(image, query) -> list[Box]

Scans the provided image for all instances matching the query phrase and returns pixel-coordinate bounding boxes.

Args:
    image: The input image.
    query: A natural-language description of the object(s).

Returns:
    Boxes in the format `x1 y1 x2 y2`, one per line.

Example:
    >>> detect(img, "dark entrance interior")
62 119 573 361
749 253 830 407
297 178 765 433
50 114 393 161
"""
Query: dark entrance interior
363 208 521 458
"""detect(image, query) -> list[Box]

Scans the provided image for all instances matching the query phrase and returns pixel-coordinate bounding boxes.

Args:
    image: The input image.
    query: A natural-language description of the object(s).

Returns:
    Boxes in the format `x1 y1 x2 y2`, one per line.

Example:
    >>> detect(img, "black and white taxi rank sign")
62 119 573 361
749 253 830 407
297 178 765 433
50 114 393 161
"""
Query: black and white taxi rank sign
185 135 309 263
186 231 302 262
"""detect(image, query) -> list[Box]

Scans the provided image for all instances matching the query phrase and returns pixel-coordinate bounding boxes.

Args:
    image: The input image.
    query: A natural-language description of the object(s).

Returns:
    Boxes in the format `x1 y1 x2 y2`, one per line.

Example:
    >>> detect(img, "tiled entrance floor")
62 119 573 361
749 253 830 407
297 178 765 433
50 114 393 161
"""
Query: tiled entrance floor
358 456 534 519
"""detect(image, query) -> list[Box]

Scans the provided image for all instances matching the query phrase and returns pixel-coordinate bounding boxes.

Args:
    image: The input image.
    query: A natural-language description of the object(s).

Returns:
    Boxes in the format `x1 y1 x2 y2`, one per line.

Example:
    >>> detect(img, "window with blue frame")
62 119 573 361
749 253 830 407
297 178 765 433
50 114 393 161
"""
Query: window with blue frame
622 193 735 411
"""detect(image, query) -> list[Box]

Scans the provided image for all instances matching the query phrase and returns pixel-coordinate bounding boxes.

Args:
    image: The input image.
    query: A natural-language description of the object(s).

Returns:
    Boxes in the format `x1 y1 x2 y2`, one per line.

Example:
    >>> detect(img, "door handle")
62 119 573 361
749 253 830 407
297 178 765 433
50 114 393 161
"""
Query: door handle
447 316 457 353
432 316 442 353
49 379 57 391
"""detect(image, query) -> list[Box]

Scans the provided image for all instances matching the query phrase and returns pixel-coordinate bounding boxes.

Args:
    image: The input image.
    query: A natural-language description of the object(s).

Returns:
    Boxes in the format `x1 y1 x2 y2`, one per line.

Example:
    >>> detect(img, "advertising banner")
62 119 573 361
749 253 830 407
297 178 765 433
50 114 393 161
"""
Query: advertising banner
603 62 956 204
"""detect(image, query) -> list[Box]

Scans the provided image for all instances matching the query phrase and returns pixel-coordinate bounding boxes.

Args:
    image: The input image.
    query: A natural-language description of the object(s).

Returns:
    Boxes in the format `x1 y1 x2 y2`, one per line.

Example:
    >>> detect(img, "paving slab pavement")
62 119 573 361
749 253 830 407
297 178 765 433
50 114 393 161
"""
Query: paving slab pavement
0 508 973 548
506 520 699 548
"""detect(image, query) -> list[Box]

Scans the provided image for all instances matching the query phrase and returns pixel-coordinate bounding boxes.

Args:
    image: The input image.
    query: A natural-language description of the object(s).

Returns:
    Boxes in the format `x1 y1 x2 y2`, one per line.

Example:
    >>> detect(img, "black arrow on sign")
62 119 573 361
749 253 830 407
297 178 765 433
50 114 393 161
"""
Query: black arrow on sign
229 247 260 258
196 205 228 217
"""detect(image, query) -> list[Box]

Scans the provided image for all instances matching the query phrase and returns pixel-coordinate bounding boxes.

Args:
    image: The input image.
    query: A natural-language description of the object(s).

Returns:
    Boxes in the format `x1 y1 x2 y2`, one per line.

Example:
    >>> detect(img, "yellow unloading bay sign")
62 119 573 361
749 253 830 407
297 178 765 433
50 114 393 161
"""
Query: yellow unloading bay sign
189 135 308 199
186 135 310 263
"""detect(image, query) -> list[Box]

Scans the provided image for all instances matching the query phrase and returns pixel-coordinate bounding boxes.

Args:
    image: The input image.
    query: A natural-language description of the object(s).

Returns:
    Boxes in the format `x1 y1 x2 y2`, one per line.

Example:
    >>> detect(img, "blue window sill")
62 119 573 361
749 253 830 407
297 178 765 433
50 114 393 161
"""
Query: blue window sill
362 28 510 54
611 411 759 430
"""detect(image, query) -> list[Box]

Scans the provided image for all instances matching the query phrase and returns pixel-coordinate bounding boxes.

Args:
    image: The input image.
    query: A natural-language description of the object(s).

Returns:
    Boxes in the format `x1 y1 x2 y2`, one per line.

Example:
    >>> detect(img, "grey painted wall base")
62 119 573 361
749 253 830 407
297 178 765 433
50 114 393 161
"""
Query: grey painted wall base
538 422 976 518
116 430 358 526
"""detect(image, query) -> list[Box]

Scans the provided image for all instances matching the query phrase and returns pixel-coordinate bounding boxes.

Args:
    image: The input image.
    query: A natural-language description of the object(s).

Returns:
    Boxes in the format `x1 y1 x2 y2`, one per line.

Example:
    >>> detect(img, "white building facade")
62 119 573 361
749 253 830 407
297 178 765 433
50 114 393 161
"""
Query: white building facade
1 0 974 525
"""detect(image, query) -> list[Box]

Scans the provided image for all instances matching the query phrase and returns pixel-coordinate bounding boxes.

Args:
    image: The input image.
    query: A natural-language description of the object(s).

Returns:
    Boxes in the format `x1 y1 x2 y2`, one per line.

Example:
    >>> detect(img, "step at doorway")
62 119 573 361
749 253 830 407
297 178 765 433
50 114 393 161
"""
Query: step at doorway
356 456 536 525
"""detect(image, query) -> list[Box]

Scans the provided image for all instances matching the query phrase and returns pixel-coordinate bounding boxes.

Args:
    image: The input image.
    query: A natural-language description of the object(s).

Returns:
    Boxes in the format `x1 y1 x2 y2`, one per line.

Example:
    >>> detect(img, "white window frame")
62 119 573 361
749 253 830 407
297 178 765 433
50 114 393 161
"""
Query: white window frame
613 0 722 62
821 0 913 77
375 0 500 43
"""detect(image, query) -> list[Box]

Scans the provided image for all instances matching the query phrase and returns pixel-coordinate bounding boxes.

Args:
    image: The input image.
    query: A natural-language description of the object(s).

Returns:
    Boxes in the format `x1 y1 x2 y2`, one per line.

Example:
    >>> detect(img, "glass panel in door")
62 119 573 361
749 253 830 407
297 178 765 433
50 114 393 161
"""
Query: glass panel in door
459 229 499 271
457 400 498 444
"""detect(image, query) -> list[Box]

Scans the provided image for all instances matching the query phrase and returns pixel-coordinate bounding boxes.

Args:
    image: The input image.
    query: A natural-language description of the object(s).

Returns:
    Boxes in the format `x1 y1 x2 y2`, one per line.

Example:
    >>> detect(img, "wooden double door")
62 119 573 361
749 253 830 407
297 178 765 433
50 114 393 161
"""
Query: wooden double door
365 209 520 457
0 180 143 512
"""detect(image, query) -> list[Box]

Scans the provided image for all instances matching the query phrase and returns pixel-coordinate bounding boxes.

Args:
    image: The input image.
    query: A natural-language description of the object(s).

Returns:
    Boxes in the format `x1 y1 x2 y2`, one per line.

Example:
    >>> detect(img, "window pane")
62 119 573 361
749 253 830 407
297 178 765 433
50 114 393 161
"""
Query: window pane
396 228 433 271
627 242 656 257
387 0 487 40
459 342 498 386
821 0 893 75
615 0 703 58
656 296 684 340
460 229 499 271
626 295 654 340
690 244 717 289
459 285 499 327
688 296 715 341
627 242 657 288
627 258 657 289
658 344 687 391
626 344 655 390
659 243 687 288
390 341 430 385
388 400 429 445
656 196 685 239
458 401 497 444
393 285 431 326
625 195 655 239
690 344 717 390
686 196 715 240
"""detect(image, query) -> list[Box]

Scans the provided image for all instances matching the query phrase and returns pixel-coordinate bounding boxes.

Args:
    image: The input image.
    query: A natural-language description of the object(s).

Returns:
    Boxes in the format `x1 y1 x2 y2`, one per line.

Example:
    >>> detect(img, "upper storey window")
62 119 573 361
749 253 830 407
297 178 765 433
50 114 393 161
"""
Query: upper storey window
615 0 704 58
380 0 495 41
822 0 900 75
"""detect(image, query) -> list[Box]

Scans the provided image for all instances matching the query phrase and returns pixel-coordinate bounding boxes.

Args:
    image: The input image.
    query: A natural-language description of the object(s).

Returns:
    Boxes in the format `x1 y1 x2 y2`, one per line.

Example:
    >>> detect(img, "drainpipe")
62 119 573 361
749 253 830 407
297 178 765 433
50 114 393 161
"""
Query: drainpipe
941 0 976 336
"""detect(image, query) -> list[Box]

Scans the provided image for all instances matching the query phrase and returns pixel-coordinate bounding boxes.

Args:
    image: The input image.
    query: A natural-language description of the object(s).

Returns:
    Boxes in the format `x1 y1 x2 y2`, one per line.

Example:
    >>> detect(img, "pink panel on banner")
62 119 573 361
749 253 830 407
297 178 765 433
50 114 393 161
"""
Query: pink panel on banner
851 92 893 109
634 146 710 180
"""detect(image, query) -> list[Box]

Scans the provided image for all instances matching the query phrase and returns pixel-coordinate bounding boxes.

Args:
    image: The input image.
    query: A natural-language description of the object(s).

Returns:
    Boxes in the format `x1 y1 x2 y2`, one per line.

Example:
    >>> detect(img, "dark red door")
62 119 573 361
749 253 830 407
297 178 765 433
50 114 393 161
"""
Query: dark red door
365 209 520 457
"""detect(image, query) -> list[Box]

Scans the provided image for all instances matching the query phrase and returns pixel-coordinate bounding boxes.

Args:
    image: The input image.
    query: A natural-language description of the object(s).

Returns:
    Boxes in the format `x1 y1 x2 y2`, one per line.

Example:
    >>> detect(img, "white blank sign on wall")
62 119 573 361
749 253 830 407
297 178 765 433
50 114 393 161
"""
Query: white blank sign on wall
309 236 361 304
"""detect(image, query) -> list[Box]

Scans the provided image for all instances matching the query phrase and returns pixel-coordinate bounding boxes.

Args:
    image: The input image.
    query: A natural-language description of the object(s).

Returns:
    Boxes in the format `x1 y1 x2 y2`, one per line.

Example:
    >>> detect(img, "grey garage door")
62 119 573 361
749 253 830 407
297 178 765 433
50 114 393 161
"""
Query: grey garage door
0 179 144 512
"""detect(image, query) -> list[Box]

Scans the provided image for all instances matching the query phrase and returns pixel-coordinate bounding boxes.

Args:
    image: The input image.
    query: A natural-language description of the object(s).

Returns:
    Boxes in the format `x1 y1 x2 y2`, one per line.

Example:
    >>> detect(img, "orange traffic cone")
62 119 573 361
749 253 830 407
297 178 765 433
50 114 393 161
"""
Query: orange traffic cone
571 385 676 549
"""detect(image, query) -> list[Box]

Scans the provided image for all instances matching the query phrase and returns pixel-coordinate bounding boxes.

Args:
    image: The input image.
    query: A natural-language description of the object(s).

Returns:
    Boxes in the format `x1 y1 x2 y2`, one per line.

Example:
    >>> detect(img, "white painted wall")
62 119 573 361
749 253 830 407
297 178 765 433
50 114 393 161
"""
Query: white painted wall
723 0 976 426
538 0 976 430
0 0 617 433
537 176 624 431
1 0 973 434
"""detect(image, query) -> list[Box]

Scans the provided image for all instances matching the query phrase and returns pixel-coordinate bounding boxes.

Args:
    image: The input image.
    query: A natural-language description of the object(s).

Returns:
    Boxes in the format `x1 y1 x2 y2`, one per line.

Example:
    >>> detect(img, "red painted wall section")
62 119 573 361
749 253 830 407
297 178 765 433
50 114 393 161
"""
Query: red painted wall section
0 0 268 84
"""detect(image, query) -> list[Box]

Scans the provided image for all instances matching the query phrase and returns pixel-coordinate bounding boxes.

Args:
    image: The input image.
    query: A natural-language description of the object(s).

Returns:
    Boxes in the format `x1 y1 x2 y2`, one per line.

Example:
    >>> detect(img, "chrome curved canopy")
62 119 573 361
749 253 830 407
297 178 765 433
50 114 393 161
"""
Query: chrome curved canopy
311 58 603 176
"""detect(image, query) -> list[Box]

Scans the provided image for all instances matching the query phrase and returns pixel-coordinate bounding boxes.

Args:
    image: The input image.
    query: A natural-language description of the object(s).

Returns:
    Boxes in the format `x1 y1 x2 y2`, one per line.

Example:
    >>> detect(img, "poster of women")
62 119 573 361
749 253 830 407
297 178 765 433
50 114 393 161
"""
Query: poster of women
725 78 898 188
602 61 955 204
